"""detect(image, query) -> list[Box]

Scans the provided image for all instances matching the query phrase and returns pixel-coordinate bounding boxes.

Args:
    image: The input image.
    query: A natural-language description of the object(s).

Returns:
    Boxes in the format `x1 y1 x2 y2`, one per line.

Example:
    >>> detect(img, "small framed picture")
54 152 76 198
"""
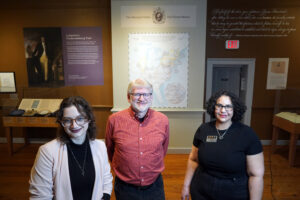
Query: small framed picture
0 72 17 93
266 58 289 90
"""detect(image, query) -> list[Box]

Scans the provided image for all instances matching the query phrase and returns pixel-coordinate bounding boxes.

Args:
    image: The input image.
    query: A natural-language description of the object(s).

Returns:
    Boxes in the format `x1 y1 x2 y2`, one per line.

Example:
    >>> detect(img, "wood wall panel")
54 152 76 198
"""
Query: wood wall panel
206 0 300 139
0 0 112 139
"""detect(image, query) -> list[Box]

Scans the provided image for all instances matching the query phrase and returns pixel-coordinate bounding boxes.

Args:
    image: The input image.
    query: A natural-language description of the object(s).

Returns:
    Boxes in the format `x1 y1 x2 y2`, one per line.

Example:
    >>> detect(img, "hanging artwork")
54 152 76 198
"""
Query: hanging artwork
23 27 104 87
0 72 16 93
266 58 289 90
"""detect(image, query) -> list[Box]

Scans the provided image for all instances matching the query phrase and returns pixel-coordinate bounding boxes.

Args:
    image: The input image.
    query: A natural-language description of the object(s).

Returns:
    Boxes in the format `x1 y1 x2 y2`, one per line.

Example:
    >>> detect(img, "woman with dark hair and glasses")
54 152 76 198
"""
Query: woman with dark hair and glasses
182 90 264 200
29 96 112 200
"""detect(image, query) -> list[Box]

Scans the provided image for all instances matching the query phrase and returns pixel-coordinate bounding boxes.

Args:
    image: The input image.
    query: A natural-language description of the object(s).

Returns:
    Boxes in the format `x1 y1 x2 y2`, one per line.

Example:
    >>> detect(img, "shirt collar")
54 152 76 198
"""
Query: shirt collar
210 120 240 130
129 107 152 122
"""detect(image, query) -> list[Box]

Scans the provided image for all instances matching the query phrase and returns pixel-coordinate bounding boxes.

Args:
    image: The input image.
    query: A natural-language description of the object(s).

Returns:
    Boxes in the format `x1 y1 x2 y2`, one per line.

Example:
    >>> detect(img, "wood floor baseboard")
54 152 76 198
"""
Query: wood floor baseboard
0 137 105 144
0 137 299 148
0 137 50 144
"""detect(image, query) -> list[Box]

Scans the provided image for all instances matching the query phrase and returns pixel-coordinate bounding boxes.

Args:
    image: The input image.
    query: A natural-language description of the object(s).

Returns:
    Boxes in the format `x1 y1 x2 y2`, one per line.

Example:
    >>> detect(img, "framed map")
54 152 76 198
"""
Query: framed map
129 33 189 108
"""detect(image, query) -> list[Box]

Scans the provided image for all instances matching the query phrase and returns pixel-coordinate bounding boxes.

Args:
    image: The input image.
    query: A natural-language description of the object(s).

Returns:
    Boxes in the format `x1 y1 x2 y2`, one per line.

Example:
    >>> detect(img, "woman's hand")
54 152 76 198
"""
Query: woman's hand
101 193 110 200
181 185 190 200
182 146 199 200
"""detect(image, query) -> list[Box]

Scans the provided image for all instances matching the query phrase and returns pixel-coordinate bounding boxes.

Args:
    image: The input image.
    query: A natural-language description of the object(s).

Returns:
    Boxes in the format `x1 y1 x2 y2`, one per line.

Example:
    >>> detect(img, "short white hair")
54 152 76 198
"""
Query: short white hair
127 79 153 94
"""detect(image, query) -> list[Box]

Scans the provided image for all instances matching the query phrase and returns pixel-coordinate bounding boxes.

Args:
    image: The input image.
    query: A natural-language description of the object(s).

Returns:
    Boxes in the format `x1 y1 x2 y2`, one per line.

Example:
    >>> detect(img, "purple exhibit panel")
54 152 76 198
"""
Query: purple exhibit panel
61 27 104 86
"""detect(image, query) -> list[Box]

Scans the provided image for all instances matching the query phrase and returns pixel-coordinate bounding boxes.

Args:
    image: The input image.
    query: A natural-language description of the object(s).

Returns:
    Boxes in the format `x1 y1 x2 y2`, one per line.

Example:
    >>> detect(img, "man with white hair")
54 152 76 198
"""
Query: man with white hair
105 78 169 200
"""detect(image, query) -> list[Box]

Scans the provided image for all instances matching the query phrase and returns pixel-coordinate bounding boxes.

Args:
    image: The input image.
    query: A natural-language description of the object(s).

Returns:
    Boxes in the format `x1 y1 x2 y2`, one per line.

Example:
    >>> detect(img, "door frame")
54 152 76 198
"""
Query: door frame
205 58 256 126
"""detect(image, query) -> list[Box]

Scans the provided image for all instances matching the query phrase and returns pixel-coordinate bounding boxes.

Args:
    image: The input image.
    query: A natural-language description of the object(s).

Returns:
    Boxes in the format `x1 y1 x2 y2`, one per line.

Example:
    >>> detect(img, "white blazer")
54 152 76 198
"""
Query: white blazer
29 139 113 200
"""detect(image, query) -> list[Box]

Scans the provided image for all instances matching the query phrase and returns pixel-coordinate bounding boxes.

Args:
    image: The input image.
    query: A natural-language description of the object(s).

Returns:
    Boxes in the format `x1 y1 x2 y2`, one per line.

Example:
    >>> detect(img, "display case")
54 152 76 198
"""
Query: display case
272 88 300 167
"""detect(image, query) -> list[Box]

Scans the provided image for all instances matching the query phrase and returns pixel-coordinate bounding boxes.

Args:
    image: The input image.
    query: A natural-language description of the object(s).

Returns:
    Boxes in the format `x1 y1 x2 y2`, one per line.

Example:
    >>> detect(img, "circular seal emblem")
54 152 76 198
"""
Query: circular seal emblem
152 7 166 24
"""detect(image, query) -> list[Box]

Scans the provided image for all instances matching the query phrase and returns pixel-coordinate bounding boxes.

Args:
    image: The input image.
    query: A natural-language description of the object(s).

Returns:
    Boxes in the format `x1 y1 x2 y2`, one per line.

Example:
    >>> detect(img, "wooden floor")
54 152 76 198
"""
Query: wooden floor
0 144 299 200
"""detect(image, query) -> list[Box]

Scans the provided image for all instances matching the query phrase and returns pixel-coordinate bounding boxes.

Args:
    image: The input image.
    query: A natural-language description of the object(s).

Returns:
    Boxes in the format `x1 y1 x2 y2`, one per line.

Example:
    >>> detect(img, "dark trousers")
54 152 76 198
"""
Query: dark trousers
190 169 249 200
114 174 165 200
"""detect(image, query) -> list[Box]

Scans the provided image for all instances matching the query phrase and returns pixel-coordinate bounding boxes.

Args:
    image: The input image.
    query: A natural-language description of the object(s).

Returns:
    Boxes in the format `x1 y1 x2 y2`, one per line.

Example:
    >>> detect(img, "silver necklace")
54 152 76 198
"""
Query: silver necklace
67 141 88 176
216 127 229 140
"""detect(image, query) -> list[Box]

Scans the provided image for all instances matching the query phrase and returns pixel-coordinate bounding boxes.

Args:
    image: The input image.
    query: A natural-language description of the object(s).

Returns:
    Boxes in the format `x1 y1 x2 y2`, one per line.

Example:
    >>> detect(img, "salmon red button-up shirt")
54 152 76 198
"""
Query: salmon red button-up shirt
105 108 169 186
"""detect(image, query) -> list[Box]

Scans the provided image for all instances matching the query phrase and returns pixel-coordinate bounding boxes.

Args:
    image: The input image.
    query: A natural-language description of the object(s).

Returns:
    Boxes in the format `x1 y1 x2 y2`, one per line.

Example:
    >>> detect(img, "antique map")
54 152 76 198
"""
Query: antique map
129 33 189 108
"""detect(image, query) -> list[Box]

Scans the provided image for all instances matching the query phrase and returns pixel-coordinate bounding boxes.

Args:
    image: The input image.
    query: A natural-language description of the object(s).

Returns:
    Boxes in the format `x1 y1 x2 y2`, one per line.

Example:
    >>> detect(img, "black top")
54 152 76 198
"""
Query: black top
193 121 263 179
67 137 95 200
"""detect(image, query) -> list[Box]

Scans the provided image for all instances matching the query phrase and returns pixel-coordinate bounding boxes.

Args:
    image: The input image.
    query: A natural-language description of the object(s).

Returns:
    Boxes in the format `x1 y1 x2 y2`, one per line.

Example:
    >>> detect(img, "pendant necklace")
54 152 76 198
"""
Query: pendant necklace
216 127 229 140
68 141 88 176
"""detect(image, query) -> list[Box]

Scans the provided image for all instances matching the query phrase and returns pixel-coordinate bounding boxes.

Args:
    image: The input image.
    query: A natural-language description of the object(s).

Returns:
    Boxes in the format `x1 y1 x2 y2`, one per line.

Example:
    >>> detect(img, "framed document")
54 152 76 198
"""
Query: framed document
0 72 17 93
266 58 289 90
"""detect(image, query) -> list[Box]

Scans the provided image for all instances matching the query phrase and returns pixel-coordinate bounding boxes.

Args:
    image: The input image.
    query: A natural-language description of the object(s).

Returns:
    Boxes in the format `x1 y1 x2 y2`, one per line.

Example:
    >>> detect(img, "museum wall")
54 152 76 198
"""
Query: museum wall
0 0 112 139
206 0 300 140
111 0 207 152
1 0 299 149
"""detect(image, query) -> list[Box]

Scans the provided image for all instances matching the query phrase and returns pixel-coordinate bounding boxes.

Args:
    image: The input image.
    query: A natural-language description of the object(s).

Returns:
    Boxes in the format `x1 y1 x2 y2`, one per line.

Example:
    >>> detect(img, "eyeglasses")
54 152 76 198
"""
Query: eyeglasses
130 93 152 98
60 116 89 127
215 104 233 111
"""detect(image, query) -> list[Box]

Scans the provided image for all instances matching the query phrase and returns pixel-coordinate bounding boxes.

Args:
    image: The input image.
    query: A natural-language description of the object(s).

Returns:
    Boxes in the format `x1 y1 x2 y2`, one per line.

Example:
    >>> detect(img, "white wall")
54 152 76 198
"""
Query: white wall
111 0 207 153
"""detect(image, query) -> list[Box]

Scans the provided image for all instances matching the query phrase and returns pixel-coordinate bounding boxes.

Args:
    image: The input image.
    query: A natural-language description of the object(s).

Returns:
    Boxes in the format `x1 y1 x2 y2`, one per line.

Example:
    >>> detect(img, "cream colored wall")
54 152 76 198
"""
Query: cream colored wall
111 0 207 153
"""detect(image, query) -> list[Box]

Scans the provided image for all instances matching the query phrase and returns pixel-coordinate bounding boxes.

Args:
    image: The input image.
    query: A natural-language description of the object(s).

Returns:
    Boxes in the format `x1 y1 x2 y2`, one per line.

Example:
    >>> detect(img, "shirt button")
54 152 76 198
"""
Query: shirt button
141 179 144 182
140 124 142 126
140 152 143 155
139 137 142 140
141 166 143 169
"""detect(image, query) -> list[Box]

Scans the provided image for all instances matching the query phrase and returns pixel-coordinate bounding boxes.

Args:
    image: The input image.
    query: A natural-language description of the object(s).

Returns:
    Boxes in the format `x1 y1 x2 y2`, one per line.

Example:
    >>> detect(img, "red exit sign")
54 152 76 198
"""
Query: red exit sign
225 40 239 49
